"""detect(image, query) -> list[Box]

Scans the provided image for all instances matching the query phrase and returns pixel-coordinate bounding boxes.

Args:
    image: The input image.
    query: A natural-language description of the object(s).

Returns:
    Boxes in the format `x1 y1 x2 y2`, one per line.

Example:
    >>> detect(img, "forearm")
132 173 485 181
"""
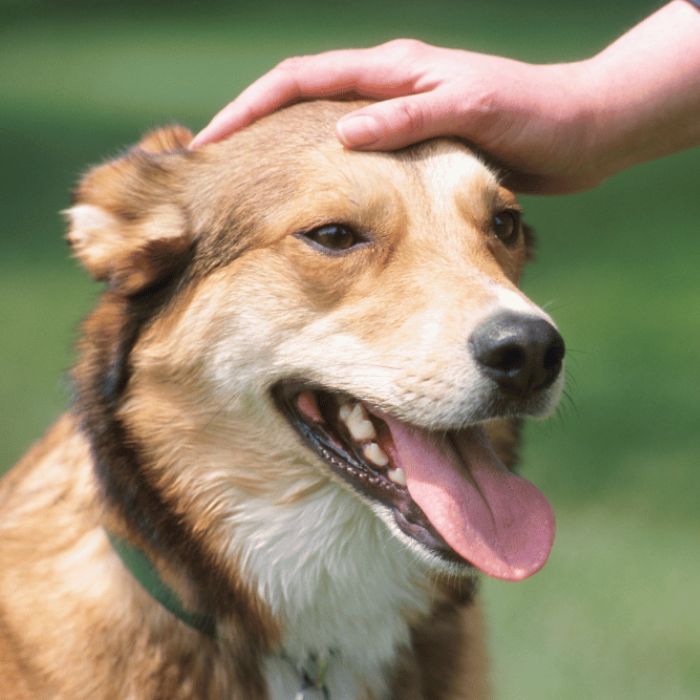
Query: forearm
583 0 700 177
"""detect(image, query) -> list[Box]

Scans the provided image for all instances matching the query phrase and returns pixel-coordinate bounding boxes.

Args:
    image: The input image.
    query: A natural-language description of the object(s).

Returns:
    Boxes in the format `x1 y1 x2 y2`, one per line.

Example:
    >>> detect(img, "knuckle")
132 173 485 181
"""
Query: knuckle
463 84 498 123
394 99 426 134
275 55 308 73
380 38 426 59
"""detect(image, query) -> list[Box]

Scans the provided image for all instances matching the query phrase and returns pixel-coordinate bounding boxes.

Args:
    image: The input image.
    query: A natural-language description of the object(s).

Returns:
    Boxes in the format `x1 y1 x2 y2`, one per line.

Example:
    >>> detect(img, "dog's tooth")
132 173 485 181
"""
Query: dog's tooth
338 402 353 422
388 468 406 486
363 442 389 467
344 403 376 442
349 418 376 442
349 402 368 422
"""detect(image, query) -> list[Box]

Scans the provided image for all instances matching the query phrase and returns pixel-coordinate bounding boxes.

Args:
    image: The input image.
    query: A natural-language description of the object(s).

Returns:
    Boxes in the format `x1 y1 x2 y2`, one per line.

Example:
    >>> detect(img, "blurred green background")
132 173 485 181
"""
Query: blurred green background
1 1 698 697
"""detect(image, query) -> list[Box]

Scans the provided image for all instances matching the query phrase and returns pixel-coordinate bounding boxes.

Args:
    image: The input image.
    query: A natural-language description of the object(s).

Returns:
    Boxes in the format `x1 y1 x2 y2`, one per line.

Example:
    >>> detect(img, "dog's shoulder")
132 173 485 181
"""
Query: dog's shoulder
0 413 91 520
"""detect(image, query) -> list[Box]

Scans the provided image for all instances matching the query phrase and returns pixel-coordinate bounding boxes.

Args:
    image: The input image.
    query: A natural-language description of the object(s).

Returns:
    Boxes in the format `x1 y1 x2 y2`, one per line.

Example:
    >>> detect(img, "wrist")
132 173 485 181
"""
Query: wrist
576 50 652 181
566 55 626 181
542 59 614 187
575 0 700 179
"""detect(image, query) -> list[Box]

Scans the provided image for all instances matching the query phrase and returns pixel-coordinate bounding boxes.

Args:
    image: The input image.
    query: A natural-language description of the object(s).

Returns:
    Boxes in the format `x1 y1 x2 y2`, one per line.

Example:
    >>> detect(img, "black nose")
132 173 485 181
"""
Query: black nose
469 312 565 397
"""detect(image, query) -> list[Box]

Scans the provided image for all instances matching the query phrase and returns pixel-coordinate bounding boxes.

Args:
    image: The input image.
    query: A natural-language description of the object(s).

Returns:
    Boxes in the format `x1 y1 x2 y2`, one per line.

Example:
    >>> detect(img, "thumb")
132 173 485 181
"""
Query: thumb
336 92 459 150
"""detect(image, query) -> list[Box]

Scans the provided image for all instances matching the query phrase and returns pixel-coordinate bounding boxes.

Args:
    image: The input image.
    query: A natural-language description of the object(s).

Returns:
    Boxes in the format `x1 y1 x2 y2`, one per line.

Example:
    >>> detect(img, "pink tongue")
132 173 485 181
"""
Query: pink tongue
381 416 555 581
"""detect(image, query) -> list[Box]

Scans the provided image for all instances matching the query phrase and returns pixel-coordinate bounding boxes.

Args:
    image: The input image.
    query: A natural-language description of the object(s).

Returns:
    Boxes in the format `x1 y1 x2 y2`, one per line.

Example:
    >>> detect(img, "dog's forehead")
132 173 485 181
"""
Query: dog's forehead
309 138 504 221
208 99 502 207
408 141 502 212
319 136 496 182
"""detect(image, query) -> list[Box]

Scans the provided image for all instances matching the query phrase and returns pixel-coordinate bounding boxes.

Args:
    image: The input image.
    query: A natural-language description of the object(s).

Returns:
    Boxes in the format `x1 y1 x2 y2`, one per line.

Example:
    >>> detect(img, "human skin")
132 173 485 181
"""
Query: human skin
191 0 700 194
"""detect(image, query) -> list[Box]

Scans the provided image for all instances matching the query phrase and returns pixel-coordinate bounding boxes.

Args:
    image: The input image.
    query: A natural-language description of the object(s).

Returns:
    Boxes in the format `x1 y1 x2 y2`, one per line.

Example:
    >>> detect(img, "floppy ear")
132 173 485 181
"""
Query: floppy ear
65 125 195 296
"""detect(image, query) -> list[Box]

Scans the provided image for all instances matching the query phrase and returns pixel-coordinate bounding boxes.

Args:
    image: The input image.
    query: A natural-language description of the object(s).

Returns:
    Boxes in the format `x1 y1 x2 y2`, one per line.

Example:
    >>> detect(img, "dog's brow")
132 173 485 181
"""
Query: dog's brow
412 146 499 220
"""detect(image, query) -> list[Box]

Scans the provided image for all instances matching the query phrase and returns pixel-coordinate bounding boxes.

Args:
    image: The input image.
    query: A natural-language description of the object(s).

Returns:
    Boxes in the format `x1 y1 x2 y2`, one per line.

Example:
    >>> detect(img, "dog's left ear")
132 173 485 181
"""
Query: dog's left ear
65 125 195 296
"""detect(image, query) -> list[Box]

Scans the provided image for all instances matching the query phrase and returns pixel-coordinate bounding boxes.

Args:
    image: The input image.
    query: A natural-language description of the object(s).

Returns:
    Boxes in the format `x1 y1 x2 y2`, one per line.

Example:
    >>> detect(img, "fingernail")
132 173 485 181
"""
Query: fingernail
337 115 381 147
189 127 213 149
189 133 205 149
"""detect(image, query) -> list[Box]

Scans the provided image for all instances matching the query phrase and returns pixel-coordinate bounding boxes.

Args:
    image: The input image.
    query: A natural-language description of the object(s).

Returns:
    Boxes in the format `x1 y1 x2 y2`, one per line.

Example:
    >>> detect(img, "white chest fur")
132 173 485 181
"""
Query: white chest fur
231 482 433 699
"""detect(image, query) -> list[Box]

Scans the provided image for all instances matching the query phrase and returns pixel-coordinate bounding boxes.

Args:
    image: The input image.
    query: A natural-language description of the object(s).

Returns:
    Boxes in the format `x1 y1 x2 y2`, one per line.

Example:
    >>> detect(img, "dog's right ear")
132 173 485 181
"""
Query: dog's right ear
65 126 195 296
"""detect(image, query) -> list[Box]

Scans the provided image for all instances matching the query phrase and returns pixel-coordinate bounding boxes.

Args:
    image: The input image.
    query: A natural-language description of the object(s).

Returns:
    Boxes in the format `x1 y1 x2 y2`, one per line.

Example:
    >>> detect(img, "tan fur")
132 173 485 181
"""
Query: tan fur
0 101 557 699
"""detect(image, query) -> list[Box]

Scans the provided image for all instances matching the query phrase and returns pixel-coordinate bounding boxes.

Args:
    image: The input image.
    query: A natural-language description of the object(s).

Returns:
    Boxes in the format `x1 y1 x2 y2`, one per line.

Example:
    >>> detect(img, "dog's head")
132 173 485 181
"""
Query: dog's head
66 101 563 584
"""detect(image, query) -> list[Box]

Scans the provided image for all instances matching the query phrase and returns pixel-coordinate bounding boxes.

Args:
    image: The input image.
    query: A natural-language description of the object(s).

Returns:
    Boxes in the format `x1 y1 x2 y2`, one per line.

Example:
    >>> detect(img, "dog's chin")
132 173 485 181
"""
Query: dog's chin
273 383 464 565
272 381 558 580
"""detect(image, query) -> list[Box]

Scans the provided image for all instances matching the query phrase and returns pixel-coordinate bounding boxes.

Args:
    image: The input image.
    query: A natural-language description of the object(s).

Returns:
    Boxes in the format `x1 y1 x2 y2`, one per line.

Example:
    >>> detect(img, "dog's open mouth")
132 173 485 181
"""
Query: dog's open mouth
275 384 555 581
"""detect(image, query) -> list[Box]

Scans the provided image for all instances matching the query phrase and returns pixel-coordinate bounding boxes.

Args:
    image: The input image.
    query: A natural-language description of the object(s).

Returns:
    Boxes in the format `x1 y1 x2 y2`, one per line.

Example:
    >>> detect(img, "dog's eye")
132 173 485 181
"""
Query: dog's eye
299 224 364 253
492 210 521 246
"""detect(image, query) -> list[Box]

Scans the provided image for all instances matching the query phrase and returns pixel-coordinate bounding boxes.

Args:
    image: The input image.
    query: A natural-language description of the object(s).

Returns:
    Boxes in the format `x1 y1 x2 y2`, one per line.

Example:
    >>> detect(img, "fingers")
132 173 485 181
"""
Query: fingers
335 91 462 150
191 42 426 148
190 69 305 148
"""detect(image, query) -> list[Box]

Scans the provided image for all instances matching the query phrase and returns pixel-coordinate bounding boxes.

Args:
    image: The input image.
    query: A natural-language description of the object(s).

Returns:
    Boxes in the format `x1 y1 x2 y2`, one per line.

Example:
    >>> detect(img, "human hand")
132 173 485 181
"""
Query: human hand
192 3 700 195
191 40 603 194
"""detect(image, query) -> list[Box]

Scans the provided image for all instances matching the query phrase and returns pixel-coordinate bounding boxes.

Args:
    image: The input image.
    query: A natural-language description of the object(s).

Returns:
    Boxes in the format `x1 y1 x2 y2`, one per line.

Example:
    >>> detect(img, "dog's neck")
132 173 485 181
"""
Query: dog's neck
104 466 435 698
232 480 434 696
104 524 347 698
101 383 437 695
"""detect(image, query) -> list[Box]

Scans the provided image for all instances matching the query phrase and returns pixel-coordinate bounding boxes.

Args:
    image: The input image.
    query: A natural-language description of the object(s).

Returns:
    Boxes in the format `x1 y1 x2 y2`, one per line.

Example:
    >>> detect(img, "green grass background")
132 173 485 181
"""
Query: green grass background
1 1 698 697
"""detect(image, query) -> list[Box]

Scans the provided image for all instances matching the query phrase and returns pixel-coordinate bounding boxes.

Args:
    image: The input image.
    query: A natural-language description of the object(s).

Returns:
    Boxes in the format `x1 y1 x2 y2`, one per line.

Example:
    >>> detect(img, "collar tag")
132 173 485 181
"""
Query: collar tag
283 651 333 700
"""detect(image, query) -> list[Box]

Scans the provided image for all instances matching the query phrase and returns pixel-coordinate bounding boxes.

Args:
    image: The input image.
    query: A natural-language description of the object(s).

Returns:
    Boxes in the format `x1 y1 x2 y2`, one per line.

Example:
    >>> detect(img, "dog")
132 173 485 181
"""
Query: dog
0 100 564 699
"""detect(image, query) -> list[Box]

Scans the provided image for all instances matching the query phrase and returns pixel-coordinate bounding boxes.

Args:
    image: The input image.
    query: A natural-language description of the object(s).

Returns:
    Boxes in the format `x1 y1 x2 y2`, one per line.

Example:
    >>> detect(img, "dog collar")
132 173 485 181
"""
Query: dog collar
107 531 336 695
105 530 216 638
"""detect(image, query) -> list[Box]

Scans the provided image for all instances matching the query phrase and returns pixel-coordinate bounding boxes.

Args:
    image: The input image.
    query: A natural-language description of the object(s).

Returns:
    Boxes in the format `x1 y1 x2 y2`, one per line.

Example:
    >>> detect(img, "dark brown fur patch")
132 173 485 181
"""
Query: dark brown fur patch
110 234 195 297
67 127 280 679
72 265 276 653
